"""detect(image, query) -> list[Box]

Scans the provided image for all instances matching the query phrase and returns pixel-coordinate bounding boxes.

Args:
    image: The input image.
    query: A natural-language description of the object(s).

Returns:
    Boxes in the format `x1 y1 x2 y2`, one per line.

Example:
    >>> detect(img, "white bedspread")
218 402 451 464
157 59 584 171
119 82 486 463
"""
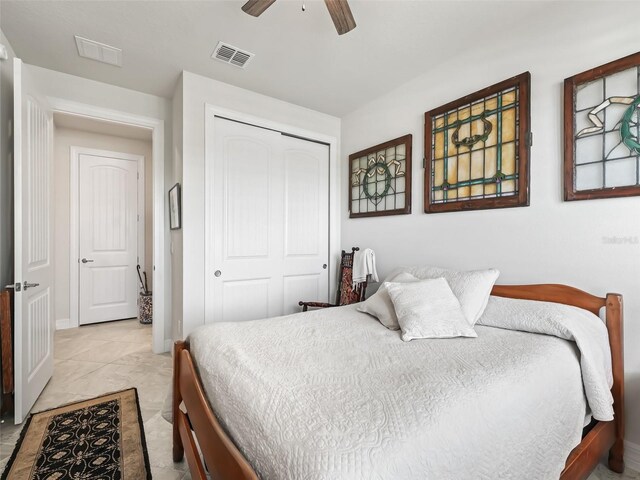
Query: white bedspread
188 296 613 480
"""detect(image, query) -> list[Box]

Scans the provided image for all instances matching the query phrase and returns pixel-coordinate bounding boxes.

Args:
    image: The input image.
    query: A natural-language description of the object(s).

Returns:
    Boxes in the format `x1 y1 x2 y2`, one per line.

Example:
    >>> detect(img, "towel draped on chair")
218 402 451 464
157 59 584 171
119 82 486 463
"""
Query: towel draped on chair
352 248 379 286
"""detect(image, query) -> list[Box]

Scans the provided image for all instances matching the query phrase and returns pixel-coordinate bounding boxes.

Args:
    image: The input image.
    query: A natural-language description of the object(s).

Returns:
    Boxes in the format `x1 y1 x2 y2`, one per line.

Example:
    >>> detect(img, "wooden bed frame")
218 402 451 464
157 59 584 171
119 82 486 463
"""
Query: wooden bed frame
173 284 624 480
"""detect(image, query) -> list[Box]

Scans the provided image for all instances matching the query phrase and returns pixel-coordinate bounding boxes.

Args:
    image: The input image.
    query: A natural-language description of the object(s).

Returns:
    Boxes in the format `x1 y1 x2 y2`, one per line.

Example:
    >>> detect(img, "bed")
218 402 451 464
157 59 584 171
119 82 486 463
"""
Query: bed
172 284 624 480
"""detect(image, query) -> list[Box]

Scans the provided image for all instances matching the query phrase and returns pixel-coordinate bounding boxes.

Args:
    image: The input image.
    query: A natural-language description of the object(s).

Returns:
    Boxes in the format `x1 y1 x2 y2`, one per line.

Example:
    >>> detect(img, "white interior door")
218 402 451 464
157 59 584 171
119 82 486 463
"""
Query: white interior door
12 58 54 424
208 117 329 323
281 134 329 315
78 152 139 325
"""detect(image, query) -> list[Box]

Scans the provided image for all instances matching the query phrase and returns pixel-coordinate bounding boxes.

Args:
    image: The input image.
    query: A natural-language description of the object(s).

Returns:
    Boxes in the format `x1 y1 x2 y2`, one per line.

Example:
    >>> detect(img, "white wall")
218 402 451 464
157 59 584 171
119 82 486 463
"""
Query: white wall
341 3 640 444
27 65 174 344
171 74 183 342
176 71 341 338
53 127 153 324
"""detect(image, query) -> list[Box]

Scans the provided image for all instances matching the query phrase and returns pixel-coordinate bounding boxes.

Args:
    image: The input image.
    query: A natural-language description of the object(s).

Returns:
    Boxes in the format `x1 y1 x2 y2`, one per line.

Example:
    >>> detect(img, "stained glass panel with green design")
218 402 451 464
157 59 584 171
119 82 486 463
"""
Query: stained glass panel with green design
565 52 640 201
349 135 412 218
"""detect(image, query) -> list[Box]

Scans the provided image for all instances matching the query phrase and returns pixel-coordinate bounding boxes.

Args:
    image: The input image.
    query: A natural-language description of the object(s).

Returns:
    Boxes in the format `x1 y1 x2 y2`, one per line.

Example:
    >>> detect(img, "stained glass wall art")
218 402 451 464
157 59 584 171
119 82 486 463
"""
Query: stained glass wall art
424 73 531 213
564 51 640 201
349 135 412 218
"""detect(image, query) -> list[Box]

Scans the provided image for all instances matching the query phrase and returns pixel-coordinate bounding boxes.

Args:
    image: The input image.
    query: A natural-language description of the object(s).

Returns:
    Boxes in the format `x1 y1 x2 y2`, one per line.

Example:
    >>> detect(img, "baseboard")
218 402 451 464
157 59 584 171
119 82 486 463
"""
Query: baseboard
626 440 640 472
55 318 71 330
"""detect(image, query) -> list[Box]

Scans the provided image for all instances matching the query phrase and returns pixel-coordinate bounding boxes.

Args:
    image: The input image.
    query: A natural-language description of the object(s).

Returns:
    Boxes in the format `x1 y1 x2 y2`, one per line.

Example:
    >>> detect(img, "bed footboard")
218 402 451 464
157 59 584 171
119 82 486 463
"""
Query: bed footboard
173 340 258 480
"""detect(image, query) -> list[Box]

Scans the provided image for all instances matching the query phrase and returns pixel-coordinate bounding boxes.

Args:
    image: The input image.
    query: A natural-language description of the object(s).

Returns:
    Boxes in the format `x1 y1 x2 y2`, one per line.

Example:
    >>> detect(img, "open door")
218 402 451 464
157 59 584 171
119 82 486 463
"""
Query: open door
11 58 54 423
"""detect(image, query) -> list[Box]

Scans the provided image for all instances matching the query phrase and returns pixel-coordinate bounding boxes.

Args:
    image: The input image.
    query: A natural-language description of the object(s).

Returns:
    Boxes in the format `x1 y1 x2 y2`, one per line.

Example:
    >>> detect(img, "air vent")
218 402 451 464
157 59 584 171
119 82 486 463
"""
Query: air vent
212 42 254 68
75 35 122 67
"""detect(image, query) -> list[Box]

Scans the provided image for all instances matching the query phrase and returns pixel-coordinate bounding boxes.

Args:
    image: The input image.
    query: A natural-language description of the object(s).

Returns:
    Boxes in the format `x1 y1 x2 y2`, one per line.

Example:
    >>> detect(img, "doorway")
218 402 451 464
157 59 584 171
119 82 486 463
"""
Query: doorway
53 112 155 333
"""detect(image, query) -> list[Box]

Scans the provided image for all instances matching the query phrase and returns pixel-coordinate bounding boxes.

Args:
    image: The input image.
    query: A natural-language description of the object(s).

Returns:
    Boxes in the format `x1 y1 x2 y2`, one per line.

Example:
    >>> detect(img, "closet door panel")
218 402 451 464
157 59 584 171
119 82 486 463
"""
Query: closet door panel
210 118 283 323
224 137 271 259
281 136 330 306
284 149 321 256
222 278 270 322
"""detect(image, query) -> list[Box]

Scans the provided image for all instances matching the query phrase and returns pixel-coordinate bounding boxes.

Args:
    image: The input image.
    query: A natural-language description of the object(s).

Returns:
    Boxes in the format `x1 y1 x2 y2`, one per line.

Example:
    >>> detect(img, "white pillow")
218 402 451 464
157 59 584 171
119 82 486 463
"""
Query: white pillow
386 278 478 342
357 272 418 330
397 265 499 325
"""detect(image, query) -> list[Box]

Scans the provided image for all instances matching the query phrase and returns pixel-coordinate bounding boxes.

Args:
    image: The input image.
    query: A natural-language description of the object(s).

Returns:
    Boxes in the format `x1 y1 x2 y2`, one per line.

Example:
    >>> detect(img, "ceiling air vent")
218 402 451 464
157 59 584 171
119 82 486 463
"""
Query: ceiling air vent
212 42 254 68
75 35 122 67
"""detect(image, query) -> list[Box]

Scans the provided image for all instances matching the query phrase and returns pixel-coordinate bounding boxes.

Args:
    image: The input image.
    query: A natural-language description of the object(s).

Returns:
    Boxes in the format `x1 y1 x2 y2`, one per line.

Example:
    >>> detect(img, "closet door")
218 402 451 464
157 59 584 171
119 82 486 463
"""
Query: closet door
281 135 329 315
207 117 329 323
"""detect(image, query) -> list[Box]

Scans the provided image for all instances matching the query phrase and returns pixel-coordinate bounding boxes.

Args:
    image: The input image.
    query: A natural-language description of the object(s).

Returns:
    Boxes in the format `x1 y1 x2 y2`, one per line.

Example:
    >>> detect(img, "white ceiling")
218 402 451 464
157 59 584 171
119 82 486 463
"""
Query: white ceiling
2 0 553 116
53 112 152 141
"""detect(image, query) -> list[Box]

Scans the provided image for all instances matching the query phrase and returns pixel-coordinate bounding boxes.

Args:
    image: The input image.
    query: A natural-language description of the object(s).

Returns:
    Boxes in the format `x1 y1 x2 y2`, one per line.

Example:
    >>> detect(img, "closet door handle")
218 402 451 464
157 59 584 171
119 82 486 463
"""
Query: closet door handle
81 258 94 264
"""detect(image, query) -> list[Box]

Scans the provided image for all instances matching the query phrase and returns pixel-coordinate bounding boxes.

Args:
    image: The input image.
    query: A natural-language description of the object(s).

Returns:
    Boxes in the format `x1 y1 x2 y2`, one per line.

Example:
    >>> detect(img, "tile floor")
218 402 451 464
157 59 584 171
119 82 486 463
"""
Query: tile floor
0 319 637 480
0 319 189 479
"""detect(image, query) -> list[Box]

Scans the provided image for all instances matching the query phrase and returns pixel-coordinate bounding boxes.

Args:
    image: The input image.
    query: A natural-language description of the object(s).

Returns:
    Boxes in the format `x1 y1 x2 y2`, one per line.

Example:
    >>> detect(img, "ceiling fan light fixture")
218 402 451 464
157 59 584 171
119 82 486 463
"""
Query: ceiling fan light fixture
241 0 356 35
324 0 356 35
242 0 277 17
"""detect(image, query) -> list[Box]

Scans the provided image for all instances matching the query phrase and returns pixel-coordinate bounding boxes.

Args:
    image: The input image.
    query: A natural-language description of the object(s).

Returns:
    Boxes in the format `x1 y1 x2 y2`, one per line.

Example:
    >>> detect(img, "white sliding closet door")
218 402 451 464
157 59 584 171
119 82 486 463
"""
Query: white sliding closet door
207 117 329 323
281 135 329 315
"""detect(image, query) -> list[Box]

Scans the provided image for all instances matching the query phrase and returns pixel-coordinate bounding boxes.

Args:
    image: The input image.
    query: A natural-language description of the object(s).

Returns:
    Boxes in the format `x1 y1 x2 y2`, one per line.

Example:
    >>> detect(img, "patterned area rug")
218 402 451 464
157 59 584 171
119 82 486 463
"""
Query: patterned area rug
1 388 151 479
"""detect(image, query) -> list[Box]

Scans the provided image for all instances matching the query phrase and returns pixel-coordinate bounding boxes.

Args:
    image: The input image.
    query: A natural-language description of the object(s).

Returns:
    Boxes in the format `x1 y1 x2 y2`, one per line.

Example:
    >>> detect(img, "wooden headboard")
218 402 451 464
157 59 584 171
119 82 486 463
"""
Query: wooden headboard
491 283 606 315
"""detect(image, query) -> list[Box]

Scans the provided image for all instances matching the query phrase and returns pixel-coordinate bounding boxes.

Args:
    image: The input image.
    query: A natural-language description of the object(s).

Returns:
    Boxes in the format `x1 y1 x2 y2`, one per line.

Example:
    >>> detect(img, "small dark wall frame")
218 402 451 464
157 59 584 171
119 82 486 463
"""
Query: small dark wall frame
169 183 181 230
348 134 412 218
564 51 640 201
424 72 531 213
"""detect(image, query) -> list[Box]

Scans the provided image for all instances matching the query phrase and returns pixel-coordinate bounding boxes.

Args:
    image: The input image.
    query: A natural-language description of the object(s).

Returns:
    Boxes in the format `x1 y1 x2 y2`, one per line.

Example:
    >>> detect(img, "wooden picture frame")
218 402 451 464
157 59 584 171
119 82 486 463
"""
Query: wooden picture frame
348 134 412 218
424 72 531 213
564 51 640 201
169 183 181 230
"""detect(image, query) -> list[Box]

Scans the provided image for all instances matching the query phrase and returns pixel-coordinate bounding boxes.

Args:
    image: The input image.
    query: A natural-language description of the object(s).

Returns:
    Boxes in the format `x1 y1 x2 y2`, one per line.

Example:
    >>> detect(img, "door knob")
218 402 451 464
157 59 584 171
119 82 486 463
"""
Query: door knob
214 270 222 277
322 264 327 269
81 258 94 264
23 281 39 290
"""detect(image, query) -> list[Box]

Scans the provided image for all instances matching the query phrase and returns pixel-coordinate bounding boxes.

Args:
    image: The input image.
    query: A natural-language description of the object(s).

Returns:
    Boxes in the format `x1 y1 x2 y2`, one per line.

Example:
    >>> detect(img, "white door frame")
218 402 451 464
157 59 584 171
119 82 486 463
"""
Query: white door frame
70 147 145 327
48 97 167 354
203 105 340 324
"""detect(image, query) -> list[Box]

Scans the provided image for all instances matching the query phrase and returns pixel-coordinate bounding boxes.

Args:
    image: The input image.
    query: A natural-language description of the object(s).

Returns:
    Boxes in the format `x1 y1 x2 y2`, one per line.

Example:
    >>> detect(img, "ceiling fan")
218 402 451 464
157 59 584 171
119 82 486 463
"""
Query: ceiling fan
241 0 356 35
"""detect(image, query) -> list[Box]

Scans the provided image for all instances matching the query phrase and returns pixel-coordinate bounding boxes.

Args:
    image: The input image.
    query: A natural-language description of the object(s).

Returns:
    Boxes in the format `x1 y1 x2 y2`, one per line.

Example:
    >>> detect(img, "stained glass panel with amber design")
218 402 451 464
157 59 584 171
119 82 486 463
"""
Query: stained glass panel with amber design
425 73 531 213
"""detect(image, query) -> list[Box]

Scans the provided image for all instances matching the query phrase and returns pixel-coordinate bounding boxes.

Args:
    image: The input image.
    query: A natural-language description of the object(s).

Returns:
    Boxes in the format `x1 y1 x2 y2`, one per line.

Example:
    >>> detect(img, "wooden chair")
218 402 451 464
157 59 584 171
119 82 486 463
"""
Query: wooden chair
299 247 367 311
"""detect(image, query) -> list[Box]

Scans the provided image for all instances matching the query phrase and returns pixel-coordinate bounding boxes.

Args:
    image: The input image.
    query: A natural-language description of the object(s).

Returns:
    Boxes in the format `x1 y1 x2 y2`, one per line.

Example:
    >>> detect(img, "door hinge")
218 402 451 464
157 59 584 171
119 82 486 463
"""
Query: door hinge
137 172 140 180
137 214 140 222
526 132 533 147
423 157 426 169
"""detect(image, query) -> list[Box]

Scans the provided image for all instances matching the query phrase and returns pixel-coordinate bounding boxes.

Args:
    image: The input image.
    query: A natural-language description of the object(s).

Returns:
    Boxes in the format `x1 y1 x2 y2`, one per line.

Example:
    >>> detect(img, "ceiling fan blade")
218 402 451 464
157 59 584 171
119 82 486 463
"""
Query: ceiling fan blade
242 0 276 17
324 0 356 35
